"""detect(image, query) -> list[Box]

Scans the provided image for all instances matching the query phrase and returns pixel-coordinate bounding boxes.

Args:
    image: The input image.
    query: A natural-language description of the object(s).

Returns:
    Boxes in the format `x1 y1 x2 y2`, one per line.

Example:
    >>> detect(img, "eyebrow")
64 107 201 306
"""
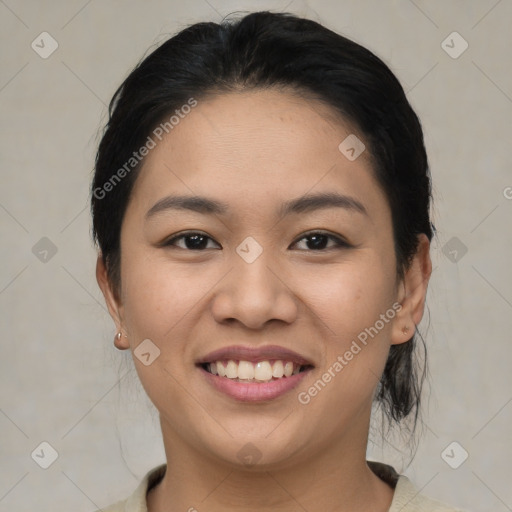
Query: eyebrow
145 192 368 220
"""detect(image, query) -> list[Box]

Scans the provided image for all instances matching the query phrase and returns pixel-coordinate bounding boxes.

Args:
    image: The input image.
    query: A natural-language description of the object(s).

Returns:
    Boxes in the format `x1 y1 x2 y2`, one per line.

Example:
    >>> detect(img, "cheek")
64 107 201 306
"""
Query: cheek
296 266 395 420
119 249 205 341
297 258 395 336
119 253 205 406
297 257 396 406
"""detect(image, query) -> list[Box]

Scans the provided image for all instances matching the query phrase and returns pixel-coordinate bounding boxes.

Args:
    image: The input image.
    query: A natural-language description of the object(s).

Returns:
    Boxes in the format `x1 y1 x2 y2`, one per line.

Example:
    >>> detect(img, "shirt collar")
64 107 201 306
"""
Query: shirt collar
123 460 422 512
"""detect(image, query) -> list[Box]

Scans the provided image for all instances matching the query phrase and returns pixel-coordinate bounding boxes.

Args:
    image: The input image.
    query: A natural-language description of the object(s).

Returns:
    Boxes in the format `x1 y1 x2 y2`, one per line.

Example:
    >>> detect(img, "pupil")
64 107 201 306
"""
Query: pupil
307 234 327 250
186 234 208 250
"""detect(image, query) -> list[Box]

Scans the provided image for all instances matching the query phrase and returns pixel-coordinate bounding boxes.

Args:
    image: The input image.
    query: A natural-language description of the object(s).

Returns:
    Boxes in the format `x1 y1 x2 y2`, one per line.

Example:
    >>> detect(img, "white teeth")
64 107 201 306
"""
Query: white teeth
216 361 226 377
238 361 255 379
272 360 284 378
225 360 238 379
254 361 273 381
207 359 305 381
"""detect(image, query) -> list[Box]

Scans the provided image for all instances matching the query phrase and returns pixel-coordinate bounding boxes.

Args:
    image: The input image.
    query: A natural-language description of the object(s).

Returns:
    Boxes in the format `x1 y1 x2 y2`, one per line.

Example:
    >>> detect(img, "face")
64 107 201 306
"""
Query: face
98 89 431 470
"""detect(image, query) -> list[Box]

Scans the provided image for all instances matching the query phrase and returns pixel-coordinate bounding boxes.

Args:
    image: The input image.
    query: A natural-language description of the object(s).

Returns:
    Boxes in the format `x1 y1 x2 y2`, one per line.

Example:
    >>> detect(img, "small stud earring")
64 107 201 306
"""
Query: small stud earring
402 326 410 335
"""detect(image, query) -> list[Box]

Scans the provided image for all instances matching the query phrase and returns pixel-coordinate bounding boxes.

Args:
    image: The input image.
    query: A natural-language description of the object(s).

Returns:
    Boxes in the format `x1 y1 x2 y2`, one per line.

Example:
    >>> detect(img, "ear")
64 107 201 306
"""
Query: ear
96 254 129 350
391 234 432 345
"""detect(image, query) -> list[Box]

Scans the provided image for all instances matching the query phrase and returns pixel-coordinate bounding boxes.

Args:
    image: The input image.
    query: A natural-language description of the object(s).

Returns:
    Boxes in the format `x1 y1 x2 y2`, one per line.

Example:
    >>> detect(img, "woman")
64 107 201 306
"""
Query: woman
91 11 464 512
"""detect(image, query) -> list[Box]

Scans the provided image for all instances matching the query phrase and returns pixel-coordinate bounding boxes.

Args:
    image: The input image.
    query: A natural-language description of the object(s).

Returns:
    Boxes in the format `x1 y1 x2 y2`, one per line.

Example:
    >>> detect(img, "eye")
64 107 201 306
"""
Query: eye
161 230 350 252
161 231 221 250
291 231 350 251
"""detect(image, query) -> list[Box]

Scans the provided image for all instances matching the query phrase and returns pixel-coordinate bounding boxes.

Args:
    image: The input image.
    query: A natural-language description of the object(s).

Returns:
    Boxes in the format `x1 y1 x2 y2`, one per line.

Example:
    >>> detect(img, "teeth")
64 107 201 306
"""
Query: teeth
217 361 226 377
238 361 254 379
272 360 284 378
254 361 273 381
207 360 304 382
226 360 238 379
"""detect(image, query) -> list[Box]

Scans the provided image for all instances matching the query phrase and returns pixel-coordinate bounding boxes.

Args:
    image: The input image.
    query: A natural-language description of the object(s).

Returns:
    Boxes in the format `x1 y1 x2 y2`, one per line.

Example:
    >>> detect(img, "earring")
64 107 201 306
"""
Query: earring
114 331 129 350
402 326 410 335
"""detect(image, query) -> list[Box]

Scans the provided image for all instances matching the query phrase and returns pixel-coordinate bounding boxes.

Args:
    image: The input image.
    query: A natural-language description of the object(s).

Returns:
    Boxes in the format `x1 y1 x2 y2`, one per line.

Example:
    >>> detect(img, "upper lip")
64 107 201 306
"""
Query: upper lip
196 345 314 367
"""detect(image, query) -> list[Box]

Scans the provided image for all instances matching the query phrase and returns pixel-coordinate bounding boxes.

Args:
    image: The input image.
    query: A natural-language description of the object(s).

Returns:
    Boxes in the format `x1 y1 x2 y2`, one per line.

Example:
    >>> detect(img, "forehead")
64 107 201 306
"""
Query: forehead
148 88 368 167
127 88 386 221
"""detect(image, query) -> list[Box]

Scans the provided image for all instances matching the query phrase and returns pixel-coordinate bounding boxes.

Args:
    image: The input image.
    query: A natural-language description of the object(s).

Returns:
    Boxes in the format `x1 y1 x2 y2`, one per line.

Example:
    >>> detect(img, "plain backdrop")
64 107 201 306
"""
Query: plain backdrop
1 1 511 511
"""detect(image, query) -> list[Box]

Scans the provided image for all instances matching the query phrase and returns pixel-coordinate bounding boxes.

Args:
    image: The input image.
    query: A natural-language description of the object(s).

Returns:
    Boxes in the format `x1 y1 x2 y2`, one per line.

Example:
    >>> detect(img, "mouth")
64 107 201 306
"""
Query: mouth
195 344 314 383
198 360 314 383
195 345 315 401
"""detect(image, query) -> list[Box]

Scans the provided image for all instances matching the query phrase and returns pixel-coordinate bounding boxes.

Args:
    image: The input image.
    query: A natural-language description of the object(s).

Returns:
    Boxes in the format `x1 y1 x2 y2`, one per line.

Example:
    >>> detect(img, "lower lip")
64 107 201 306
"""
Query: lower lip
198 365 312 402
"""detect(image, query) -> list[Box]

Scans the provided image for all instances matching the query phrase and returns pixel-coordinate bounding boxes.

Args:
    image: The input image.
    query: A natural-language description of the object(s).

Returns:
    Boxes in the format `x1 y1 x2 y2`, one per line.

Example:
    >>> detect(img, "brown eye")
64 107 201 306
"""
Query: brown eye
291 231 350 251
162 232 220 250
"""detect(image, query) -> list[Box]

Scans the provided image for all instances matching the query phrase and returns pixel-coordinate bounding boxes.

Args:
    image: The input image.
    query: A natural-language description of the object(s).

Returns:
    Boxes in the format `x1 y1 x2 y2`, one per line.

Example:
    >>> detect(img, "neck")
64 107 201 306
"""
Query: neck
147 415 394 512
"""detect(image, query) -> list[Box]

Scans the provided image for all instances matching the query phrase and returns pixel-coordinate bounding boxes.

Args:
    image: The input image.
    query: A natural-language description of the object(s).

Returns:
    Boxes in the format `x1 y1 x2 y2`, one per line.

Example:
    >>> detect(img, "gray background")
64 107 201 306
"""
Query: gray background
1 1 511 511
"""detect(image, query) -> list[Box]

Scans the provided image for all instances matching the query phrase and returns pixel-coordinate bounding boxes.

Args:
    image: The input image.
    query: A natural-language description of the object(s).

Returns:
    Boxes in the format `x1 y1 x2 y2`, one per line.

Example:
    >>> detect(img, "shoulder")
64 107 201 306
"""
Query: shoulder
91 463 167 512
392 474 468 512
368 461 468 512
93 500 126 512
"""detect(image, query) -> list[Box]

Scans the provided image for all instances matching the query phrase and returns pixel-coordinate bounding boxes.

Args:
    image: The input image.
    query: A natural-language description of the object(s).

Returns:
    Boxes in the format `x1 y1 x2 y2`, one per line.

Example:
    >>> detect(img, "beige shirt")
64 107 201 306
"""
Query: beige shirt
97 461 465 512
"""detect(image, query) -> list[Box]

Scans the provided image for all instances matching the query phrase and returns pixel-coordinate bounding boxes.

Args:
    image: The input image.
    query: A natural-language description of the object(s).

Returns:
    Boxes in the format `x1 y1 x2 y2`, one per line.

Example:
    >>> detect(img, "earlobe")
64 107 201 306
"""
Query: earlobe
96 254 130 350
391 234 432 345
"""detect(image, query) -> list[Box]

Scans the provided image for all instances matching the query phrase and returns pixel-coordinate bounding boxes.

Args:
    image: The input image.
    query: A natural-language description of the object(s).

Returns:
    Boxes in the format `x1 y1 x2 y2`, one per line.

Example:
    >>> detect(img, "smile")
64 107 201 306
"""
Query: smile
197 360 314 402
202 359 312 383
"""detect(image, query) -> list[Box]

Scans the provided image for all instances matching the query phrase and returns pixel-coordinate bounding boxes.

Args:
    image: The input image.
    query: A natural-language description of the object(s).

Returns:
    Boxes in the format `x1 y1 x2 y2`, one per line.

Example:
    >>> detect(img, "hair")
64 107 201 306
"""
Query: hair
91 11 433 441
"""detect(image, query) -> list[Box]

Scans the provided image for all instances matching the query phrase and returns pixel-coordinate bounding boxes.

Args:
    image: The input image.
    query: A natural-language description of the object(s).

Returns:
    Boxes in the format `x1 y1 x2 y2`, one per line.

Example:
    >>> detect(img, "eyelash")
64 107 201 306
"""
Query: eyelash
161 230 351 252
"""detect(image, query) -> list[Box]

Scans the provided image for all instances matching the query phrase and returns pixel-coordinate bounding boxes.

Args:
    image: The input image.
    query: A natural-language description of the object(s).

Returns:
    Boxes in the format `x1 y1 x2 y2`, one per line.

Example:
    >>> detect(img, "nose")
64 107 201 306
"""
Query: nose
210 251 299 330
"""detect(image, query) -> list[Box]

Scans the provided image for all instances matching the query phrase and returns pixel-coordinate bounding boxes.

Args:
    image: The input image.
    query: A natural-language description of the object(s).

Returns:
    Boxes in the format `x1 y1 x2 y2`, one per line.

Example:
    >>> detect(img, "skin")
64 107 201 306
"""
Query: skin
96 88 432 512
